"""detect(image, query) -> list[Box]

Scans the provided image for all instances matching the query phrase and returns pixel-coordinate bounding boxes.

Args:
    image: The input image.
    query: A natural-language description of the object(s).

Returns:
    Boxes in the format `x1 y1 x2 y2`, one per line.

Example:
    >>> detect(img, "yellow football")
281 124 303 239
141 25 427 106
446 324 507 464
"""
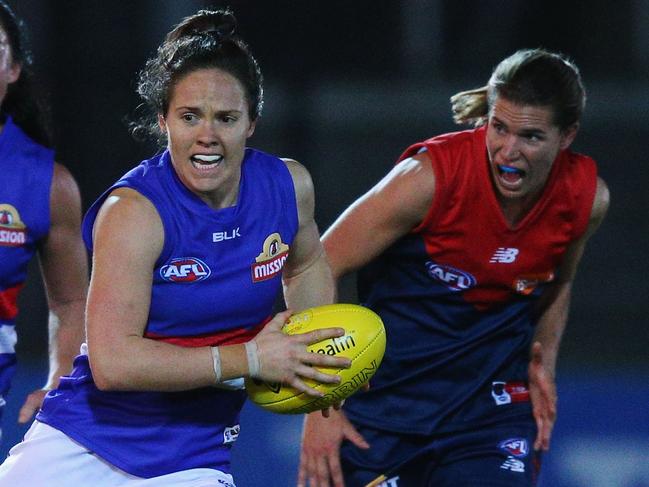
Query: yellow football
245 303 386 414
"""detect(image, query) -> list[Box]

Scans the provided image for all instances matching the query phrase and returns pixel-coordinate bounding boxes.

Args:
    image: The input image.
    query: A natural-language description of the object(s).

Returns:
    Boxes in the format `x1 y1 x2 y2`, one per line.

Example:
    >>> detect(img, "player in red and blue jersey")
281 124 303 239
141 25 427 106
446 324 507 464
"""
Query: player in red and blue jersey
0 8 350 487
299 49 609 486
0 1 86 442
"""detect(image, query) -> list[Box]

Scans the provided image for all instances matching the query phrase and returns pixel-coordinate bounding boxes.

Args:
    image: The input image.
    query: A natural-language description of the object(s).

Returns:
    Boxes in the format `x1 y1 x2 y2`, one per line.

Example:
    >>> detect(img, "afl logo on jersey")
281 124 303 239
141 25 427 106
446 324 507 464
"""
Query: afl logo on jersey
499 438 529 458
0 204 27 247
251 232 289 282
160 257 211 283
425 261 476 291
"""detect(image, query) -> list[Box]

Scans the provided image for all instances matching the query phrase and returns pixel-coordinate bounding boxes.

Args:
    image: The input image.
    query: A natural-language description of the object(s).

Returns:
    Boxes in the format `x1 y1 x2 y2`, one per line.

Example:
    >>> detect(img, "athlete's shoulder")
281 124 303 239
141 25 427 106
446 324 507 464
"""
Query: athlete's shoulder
556 149 599 193
400 127 484 162
2 118 54 167
426 126 483 145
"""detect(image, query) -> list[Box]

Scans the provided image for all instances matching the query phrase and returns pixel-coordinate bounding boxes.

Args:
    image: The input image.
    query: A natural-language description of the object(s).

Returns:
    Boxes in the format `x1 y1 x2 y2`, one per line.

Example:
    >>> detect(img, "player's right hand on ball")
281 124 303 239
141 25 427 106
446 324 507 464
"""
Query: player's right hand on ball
251 310 352 397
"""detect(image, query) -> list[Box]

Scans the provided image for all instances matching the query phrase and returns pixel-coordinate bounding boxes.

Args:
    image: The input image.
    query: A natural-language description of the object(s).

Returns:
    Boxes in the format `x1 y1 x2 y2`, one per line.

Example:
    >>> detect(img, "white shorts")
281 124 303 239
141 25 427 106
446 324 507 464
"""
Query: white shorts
0 421 235 486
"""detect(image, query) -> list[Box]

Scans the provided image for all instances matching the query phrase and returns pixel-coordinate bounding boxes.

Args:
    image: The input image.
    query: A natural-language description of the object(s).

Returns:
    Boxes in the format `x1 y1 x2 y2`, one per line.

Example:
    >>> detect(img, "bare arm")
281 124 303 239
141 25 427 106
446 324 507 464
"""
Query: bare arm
322 152 435 279
86 187 229 391
19 164 89 423
281 158 334 311
39 163 88 387
533 177 610 375
529 176 610 450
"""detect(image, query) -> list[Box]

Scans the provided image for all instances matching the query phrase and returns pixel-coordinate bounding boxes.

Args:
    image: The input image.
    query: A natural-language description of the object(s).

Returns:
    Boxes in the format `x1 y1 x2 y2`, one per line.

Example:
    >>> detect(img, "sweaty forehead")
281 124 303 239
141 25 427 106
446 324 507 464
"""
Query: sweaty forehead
490 97 555 130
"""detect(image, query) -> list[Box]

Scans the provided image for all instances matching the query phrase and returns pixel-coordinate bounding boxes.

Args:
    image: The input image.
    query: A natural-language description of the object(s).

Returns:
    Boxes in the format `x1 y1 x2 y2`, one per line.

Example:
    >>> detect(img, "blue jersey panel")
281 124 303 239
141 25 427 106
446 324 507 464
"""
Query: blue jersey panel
348 234 534 436
0 116 53 290
0 116 53 399
38 148 299 477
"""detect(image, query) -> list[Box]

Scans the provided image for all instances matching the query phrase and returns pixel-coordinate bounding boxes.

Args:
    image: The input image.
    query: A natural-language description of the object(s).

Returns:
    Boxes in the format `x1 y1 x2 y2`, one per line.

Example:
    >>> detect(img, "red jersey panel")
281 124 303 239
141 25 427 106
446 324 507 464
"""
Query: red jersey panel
405 127 596 310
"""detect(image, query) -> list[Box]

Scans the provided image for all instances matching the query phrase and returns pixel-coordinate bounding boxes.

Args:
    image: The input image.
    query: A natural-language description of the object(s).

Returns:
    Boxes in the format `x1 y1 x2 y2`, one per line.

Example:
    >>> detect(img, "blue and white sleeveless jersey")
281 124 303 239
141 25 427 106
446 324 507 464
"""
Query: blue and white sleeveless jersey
0 116 53 409
37 148 298 477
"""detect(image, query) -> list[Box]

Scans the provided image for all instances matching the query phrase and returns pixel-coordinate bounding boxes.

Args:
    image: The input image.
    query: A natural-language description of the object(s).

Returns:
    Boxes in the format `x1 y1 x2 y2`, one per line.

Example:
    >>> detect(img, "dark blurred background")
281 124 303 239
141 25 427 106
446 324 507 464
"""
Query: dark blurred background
3 1 648 486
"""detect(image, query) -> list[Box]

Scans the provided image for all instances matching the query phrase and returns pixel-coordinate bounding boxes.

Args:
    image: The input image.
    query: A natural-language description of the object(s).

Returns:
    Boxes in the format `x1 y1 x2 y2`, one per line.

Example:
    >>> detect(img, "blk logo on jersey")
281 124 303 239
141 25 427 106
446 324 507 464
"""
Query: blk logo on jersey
160 257 211 282
0 204 27 247
490 247 519 263
251 232 289 282
213 227 241 243
425 261 476 291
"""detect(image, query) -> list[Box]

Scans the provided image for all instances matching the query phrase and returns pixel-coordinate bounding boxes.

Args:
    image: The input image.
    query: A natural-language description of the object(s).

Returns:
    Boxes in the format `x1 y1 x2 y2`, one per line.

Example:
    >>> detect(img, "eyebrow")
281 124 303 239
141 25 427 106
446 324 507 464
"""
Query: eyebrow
174 106 243 115
518 128 546 137
492 116 547 136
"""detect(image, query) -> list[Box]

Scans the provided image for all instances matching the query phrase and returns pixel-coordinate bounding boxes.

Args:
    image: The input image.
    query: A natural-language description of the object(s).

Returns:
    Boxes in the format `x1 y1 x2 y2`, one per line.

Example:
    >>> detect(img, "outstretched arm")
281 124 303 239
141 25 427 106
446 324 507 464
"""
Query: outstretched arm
20 163 88 423
298 152 436 487
322 153 435 279
529 177 609 451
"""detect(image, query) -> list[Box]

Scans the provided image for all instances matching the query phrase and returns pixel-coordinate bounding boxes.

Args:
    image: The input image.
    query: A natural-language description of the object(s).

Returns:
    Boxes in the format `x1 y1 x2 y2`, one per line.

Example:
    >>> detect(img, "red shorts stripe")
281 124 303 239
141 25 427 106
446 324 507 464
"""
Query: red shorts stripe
505 381 530 403
144 316 271 347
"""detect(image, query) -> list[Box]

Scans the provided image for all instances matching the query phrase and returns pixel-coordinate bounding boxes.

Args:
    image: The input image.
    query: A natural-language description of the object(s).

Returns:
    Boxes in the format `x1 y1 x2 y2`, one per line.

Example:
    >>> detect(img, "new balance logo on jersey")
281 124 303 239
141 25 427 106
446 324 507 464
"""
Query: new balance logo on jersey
499 438 527 472
500 457 525 473
213 227 241 242
490 247 519 263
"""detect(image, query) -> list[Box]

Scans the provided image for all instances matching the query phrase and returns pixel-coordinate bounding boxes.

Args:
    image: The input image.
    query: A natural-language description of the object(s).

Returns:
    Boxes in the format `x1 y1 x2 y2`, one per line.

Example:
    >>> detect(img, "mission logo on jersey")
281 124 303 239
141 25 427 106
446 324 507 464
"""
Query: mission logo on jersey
251 232 289 282
160 257 211 282
0 204 27 247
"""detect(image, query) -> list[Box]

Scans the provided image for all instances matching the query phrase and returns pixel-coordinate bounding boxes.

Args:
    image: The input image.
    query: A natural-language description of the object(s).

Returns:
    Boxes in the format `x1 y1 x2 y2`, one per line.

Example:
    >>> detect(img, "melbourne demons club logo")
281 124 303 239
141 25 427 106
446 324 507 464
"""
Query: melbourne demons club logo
0 204 27 247
251 233 289 282
160 257 211 283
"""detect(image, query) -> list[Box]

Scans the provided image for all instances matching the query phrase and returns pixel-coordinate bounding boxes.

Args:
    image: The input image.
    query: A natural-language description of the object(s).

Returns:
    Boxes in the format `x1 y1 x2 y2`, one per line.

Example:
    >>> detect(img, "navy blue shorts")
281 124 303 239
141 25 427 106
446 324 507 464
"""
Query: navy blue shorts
341 418 540 486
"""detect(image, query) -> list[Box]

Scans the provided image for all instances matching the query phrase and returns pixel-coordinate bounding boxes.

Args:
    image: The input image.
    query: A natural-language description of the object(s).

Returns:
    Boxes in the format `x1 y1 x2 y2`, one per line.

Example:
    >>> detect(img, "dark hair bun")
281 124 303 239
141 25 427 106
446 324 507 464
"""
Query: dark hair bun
166 9 237 43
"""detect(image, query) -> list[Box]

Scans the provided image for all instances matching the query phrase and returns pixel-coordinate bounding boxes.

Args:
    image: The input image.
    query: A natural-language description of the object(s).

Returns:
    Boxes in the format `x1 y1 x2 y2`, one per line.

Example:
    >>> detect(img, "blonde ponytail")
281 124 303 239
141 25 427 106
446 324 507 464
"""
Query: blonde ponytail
450 85 489 127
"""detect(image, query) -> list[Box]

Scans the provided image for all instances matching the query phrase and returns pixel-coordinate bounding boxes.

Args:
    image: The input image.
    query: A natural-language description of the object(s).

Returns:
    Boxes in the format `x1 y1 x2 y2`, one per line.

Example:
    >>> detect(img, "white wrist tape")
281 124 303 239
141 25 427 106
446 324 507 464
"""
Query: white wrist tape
210 346 222 383
245 340 261 378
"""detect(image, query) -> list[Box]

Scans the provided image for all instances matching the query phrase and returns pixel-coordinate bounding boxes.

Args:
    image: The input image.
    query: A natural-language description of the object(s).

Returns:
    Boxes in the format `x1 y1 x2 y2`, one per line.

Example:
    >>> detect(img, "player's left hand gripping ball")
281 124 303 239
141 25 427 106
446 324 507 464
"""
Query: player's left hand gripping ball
245 303 386 414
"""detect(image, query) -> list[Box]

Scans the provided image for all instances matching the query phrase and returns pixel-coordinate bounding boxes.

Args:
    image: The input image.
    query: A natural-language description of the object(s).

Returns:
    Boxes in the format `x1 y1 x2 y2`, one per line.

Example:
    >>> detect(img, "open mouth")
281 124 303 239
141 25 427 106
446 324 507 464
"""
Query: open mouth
497 164 525 186
190 154 224 170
